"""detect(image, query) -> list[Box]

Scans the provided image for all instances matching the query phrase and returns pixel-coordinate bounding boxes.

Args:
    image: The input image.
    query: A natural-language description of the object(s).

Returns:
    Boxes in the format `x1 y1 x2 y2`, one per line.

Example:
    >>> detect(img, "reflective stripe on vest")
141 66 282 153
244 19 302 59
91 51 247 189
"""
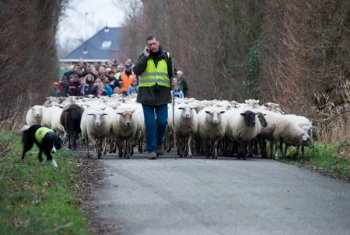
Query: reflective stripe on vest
35 127 54 144
139 52 170 88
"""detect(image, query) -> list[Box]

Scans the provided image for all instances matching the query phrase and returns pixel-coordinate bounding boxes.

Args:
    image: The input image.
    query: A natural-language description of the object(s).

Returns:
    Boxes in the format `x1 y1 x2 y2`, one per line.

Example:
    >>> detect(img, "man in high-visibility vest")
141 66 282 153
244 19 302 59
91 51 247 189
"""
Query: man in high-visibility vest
133 34 174 160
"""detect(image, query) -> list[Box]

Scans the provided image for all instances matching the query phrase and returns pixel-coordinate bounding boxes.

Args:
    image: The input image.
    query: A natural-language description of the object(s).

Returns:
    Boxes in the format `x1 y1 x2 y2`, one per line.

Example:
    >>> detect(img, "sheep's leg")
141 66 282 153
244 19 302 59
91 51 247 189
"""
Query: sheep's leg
260 139 267 158
85 138 90 158
242 141 247 160
269 141 274 159
68 134 72 150
187 136 193 158
125 141 130 159
301 146 305 157
96 139 102 159
118 142 123 158
179 137 184 157
274 141 282 160
138 139 143 153
213 140 218 159
253 139 259 156
175 137 182 157
283 143 289 158
247 141 253 158
72 132 79 151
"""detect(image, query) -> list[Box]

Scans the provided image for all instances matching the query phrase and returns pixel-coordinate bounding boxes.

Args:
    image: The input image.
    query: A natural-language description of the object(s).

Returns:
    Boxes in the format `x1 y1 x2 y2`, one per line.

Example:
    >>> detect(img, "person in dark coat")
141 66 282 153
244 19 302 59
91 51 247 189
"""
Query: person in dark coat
68 74 80 96
133 34 173 159
77 77 91 96
176 70 189 98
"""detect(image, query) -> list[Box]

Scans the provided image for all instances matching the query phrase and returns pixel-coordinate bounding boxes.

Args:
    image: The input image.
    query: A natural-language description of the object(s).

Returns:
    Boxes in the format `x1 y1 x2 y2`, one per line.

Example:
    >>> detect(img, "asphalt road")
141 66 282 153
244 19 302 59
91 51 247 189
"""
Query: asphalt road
94 152 350 235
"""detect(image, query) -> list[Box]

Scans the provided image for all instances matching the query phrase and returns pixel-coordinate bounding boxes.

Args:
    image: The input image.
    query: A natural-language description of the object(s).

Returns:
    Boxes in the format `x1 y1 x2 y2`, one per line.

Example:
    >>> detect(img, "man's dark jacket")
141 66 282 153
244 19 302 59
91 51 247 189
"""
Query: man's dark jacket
133 47 173 106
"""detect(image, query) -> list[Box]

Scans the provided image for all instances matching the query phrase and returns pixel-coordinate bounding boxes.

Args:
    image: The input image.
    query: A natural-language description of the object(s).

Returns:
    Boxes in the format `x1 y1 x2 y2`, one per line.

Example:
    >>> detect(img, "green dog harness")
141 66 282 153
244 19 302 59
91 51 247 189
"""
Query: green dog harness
35 127 54 144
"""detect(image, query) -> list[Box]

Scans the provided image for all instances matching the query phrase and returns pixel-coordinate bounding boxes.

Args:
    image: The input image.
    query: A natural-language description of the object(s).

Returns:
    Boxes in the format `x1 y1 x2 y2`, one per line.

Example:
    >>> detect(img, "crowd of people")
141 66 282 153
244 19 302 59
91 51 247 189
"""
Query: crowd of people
51 59 188 99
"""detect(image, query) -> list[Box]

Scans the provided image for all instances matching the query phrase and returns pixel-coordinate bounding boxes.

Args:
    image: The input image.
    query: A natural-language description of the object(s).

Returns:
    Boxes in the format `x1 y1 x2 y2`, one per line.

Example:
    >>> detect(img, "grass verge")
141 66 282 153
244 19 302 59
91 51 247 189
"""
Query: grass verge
280 142 350 181
0 131 93 235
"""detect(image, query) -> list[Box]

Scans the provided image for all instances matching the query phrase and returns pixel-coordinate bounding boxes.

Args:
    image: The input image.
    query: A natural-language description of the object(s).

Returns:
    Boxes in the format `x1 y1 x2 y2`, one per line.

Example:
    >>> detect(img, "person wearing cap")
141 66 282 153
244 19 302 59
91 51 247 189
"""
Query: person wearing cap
103 76 113 97
49 81 60 97
133 34 173 160
119 63 135 97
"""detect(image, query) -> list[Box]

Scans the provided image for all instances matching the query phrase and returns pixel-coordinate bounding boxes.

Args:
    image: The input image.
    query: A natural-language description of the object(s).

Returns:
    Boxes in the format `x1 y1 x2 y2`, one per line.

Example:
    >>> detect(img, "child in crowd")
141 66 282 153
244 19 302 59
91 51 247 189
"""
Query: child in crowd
85 74 95 87
78 77 91 96
127 77 139 96
103 80 113 97
91 78 102 96
112 87 122 97
171 83 184 98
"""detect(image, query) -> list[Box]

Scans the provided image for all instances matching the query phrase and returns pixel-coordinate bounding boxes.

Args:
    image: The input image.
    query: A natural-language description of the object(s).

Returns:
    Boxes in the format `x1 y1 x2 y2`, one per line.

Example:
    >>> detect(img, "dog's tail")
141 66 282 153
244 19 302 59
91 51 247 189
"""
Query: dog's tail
21 125 30 132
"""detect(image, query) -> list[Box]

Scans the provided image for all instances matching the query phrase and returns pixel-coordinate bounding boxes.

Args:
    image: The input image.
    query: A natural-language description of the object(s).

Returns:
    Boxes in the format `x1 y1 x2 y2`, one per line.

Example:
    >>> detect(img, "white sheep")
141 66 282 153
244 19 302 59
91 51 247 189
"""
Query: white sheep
133 104 145 153
111 104 138 159
260 112 313 159
197 106 227 158
80 107 112 158
40 105 65 138
282 114 313 157
25 105 46 125
173 103 198 158
225 107 267 159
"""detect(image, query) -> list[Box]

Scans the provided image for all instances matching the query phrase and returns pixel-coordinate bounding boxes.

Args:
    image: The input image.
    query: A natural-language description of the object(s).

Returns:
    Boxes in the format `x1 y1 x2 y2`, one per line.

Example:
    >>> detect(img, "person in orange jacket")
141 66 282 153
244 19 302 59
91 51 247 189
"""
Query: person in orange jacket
119 63 135 97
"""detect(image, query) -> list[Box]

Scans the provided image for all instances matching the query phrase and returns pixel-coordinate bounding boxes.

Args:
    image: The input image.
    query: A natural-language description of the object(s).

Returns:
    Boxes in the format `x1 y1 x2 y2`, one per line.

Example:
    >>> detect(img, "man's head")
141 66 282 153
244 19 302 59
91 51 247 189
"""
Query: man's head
146 34 160 53
125 63 132 71
177 71 183 79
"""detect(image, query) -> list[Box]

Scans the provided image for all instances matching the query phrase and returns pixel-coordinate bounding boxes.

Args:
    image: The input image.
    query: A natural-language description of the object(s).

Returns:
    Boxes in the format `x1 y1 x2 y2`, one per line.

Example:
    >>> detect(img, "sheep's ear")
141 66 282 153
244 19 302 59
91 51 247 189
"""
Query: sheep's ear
257 112 268 127
189 103 199 109
55 104 64 108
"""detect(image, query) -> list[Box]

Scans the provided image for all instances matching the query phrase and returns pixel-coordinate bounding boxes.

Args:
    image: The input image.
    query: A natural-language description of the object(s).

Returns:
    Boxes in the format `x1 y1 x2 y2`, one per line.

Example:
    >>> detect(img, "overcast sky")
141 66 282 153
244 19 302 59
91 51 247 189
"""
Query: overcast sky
57 0 125 49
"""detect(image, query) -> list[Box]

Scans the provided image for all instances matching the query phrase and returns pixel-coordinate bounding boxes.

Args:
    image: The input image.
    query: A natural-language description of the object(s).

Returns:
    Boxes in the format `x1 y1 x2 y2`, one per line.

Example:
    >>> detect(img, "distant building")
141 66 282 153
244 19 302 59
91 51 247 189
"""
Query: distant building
60 27 122 63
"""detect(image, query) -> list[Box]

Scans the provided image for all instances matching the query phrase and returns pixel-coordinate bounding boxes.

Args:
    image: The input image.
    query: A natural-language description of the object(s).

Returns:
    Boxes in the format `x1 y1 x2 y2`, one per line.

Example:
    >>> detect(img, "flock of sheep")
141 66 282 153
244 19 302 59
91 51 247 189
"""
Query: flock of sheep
25 95 314 160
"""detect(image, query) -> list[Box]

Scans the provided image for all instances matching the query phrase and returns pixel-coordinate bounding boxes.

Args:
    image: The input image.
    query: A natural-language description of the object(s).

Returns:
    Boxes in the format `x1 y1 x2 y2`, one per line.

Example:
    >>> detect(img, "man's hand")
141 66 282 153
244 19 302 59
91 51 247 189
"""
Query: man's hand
143 46 150 57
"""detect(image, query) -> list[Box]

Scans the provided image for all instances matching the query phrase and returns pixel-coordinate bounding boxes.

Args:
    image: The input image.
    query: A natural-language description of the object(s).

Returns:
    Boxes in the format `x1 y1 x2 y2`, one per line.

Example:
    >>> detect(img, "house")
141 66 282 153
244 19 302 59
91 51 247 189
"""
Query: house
60 27 122 63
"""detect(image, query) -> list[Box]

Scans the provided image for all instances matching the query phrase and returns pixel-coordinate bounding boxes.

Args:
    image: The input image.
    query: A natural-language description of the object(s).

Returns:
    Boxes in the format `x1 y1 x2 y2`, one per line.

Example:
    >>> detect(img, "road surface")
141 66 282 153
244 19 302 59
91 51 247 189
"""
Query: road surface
94 152 350 235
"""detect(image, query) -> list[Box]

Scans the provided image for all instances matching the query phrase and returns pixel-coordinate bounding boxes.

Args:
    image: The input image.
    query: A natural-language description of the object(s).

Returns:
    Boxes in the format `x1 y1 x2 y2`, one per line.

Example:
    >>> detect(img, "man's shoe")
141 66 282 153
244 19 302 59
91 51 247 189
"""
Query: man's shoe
148 152 157 160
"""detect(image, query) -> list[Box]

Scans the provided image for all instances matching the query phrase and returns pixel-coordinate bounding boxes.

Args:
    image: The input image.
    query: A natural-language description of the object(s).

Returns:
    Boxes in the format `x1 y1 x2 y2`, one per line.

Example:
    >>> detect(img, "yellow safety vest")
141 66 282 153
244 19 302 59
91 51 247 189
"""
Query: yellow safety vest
139 52 170 88
35 127 54 144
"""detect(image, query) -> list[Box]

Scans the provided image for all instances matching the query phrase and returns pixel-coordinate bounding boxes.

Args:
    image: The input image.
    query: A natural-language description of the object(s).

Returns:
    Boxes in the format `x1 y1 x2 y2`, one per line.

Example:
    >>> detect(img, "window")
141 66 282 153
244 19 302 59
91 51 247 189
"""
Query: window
83 47 88 54
101 40 112 49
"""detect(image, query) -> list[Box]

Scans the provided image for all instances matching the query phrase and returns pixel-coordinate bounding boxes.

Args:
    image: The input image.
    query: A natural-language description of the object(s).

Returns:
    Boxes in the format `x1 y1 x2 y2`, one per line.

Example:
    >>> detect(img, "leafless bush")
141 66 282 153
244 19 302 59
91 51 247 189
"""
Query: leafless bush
0 1 62 131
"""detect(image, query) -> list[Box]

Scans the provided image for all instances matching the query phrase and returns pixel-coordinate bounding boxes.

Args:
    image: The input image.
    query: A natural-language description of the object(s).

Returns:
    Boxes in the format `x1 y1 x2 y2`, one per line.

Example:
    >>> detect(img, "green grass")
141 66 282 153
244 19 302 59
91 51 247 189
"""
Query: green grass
280 142 350 180
0 132 93 235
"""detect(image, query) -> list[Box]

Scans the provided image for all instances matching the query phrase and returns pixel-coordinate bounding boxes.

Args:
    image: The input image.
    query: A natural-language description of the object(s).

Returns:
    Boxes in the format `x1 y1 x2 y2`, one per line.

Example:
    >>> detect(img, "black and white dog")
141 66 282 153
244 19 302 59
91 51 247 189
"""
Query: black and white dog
21 125 62 167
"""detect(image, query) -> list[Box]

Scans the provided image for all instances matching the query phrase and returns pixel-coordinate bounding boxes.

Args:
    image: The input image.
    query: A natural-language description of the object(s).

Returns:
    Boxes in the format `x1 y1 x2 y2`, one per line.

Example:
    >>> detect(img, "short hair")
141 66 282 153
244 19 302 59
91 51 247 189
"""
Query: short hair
146 34 158 42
